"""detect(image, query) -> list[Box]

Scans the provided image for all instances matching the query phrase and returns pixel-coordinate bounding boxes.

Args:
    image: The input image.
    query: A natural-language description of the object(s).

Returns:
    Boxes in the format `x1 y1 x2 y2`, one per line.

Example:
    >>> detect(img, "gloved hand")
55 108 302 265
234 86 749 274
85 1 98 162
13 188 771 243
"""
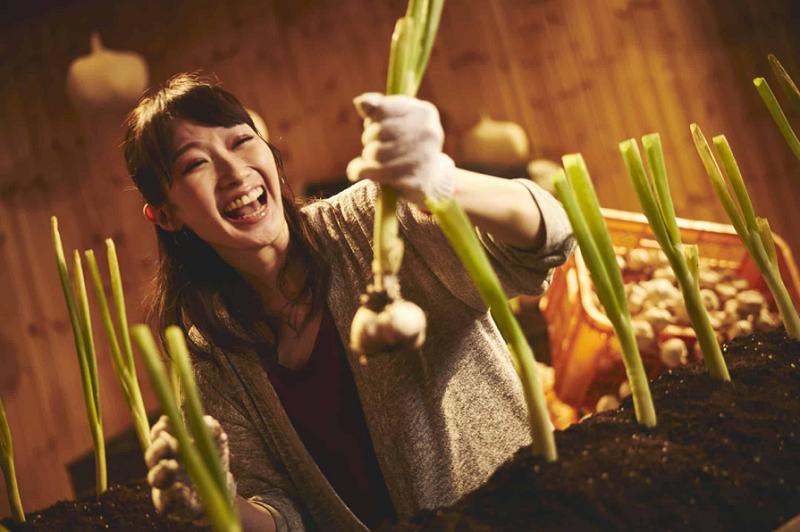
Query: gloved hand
347 93 455 207
145 415 237 523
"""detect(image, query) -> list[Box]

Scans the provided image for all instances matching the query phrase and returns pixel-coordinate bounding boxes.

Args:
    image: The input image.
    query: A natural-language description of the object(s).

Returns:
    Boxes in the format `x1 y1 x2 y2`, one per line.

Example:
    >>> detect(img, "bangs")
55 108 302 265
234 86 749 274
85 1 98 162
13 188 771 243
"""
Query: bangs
125 74 258 202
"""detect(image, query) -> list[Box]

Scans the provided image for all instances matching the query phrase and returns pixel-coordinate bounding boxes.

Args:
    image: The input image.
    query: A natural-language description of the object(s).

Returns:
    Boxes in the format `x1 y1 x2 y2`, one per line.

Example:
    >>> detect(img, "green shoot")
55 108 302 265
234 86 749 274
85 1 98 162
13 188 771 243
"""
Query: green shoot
691 125 800 339
352 0 444 362
551 158 657 428
85 241 151 454
373 0 444 288
132 326 240 532
51 217 107 497
768 54 800 114
754 77 800 163
425 196 558 460
0 396 24 522
621 136 731 381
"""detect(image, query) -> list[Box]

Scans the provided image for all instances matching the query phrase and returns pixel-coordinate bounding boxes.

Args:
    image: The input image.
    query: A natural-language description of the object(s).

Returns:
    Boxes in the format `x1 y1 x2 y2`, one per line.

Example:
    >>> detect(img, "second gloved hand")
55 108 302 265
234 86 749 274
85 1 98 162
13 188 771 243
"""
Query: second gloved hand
145 414 236 523
347 93 455 207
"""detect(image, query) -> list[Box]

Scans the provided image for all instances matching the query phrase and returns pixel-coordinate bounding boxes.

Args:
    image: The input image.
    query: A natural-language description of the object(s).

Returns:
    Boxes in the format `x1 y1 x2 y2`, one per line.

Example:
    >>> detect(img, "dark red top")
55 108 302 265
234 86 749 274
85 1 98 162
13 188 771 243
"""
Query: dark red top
267 305 397 529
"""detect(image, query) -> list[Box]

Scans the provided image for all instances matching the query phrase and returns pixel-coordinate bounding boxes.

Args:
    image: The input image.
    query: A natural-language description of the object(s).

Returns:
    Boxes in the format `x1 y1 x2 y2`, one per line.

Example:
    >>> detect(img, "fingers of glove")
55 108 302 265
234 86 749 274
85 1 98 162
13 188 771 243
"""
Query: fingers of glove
347 157 419 188
362 116 442 153
145 430 179 469
147 458 181 490
362 140 404 165
203 415 230 468
352 93 385 120
153 483 203 522
355 93 439 123
362 118 406 145
150 415 172 443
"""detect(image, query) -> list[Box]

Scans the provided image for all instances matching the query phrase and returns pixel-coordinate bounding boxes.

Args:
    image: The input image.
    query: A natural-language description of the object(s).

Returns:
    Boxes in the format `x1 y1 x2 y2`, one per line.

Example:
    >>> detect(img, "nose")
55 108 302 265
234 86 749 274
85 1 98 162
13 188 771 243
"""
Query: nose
217 154 250 188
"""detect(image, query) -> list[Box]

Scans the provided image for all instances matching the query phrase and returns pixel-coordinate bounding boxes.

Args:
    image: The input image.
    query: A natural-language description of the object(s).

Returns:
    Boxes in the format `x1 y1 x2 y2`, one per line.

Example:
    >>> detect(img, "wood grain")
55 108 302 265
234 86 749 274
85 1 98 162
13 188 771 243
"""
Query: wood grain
0 0 798 516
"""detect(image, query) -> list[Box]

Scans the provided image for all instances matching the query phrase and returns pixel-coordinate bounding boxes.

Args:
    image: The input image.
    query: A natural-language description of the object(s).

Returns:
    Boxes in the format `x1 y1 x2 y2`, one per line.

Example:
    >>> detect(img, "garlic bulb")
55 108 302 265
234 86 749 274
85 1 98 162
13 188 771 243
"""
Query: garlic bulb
715 283 738 303
350 274 426 363
660 338 688 368
700 289 721 311
66 33 149 113
461 116 530 167
754 308 781 333
631 319 656 351
727 319 753 340
595 394 620 413
735 290 765 316
526 159 559 196
640 306 672 334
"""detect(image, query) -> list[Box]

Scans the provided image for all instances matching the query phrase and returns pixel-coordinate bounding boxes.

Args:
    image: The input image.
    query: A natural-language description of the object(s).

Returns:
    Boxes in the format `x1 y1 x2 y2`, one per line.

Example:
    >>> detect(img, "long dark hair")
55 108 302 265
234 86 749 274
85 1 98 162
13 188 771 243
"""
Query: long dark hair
123 73 330 364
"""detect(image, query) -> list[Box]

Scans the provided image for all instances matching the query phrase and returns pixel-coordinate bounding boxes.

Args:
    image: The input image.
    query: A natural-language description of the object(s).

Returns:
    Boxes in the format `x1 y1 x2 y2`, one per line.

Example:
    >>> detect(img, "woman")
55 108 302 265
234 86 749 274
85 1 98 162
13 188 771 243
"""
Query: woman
131 74 575 531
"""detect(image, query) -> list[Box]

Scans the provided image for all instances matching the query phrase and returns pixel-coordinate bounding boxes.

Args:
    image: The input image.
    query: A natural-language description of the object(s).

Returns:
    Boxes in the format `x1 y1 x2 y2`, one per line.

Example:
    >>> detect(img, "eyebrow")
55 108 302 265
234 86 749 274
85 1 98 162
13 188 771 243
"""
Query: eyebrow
171 142 201 164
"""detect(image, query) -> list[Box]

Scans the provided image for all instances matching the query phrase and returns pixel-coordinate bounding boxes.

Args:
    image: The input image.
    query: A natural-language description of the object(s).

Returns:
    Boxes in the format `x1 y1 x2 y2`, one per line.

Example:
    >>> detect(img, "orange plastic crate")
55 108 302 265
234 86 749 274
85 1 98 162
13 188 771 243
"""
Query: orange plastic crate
539 208 800 412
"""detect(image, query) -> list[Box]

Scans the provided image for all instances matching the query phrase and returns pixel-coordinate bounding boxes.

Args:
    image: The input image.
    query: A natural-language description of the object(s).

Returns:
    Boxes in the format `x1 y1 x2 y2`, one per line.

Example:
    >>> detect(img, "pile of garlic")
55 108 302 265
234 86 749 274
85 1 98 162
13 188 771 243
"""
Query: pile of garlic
592 246 781 414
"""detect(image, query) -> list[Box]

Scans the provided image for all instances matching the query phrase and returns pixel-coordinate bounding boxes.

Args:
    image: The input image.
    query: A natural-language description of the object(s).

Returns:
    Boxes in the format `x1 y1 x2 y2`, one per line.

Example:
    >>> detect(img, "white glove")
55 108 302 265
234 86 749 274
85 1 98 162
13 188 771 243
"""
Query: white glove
145 415 236 523
346 93 455 206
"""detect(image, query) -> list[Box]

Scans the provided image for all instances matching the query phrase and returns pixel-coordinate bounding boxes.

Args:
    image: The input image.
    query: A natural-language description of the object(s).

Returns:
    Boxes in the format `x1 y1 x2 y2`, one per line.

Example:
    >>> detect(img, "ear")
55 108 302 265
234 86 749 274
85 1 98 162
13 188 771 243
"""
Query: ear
143 203 184 232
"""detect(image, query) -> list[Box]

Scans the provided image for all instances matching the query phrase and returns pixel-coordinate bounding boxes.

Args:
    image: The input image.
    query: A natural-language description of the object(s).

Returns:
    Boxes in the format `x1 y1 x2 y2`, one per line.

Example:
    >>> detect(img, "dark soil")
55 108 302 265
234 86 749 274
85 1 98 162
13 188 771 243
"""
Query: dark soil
380 327 800 532
3 328 798 531
1 480 208 531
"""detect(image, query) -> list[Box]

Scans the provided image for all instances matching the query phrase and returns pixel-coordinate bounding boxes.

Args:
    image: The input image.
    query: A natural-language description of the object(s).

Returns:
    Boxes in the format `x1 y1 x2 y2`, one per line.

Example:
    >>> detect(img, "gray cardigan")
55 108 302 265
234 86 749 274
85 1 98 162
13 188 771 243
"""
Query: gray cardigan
191 179 575 531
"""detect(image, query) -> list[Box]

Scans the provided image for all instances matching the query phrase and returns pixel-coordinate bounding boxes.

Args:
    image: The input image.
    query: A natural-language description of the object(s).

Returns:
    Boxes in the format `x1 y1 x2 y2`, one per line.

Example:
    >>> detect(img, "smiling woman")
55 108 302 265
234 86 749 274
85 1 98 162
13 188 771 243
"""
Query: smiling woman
124 75 330 364
123 74 575 531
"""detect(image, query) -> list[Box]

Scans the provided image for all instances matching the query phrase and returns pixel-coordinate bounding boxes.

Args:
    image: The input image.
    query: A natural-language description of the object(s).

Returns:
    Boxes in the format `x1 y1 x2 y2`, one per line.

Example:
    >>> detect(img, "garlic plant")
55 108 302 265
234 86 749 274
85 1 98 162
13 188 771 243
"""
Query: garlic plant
754 55 800 164
132 326 241 532
691 124 800 339
350 0 442 363
51 216 107 497
85 240 151 453
620 135 730 381
551 155 657 428
0 396 24 522
425 194 559 458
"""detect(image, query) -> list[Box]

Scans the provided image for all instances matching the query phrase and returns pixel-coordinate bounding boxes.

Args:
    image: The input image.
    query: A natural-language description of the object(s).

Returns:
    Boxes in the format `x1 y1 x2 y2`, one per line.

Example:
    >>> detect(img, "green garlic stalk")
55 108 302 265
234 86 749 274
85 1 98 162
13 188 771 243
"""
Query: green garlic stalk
691 124 800 339
754 76 800 163
351 0 444 362
550 156 657 428
768 54 800 114
51 217 107 497
424 197 558 460
85 240 151 454
0 396 24 522
132 326 241 532
621 136 730 381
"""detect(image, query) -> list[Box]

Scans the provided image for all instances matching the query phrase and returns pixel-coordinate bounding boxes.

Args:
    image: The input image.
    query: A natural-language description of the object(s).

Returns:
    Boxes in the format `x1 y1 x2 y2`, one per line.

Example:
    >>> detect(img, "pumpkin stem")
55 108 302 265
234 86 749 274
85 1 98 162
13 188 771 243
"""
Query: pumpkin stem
90 32 104 53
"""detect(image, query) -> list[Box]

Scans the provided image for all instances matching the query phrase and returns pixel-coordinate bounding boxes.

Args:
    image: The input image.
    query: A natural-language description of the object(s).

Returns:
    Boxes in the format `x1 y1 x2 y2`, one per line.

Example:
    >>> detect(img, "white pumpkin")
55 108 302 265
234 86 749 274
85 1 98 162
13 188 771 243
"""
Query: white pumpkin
66 33 149 112
460 116 530 167
247 108 270 141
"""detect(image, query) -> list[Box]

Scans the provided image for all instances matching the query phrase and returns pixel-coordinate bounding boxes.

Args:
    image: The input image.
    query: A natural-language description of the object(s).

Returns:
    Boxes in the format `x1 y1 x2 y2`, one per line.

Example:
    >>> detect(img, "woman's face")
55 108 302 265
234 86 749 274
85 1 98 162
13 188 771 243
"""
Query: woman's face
163 119 288 255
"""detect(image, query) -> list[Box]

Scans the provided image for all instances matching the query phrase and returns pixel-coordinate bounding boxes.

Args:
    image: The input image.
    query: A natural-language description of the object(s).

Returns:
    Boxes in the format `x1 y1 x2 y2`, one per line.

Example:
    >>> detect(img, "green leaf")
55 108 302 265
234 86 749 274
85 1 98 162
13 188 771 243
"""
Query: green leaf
712 135 758 233
562 154 628 315
642 134 681 246
769 54 800 114
754 77 800 163
690 124 749 244
619 139 671 248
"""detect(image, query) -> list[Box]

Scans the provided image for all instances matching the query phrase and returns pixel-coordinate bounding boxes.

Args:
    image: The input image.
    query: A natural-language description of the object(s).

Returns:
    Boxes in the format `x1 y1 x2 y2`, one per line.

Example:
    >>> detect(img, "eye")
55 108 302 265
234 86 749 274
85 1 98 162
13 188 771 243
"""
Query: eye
182 159 206 175
234 135 254 148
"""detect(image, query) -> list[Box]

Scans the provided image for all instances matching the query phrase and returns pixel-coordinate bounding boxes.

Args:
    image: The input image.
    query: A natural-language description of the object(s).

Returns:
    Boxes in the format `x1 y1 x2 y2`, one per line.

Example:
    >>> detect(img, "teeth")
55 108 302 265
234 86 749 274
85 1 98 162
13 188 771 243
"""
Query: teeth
223 187 263 213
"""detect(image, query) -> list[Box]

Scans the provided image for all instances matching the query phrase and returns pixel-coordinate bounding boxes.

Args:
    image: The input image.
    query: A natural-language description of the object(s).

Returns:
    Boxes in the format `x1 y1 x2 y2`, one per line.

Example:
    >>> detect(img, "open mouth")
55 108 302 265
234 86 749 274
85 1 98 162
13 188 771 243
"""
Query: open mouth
222 186 267 221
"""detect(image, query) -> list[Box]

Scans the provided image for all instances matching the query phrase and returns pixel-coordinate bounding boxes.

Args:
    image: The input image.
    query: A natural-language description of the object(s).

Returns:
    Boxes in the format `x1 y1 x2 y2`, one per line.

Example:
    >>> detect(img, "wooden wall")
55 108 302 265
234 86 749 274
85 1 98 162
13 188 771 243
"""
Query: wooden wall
1 0 799 516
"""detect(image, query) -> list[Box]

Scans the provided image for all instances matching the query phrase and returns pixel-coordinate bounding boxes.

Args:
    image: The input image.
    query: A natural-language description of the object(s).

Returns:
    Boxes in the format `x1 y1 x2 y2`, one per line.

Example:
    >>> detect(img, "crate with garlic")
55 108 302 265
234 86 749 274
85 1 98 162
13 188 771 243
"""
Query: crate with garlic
539 208 800 417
